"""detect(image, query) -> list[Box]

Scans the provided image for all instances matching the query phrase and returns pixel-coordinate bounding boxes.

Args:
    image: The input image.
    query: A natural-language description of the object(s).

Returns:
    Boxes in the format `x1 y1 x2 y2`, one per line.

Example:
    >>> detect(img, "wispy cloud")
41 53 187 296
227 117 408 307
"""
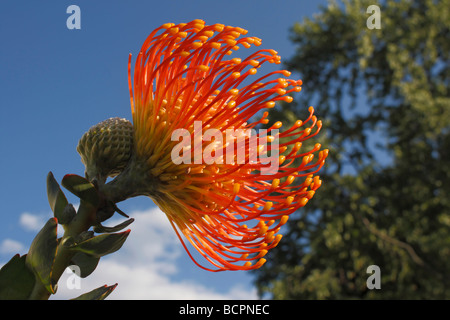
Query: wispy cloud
19 212 49 232
0 238 25 255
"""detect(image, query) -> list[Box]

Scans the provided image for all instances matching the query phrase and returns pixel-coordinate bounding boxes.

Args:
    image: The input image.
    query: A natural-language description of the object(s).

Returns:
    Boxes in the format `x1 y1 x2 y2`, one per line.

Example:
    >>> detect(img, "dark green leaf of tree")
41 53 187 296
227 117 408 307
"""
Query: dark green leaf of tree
253 0 450 299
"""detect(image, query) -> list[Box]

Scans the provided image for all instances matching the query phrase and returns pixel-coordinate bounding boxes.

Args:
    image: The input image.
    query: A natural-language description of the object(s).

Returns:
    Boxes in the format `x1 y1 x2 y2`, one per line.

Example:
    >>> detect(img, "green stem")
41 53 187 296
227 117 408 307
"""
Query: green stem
28 200 97 300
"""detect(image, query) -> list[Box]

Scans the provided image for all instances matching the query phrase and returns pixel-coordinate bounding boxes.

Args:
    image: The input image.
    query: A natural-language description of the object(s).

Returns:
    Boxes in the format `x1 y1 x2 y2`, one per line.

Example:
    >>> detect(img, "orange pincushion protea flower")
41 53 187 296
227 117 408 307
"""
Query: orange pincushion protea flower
122 19 328 271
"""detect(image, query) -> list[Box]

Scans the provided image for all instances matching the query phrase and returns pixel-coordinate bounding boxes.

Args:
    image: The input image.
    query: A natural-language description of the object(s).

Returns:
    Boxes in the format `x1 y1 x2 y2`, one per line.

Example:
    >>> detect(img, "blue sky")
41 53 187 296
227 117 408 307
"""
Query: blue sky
0 0 328 299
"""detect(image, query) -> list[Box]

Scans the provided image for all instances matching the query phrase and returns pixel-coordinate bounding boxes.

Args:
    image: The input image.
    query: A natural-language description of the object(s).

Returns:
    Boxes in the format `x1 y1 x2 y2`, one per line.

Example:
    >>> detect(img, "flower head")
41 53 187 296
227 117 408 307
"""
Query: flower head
87 19 328 272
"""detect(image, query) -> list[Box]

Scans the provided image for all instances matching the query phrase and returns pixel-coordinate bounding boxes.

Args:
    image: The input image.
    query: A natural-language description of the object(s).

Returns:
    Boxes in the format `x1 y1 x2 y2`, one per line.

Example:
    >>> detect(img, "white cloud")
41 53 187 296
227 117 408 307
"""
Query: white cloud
56 259 256 300
51 207 258 300
0 238 25 255
19 212 48 232
18 211 65 237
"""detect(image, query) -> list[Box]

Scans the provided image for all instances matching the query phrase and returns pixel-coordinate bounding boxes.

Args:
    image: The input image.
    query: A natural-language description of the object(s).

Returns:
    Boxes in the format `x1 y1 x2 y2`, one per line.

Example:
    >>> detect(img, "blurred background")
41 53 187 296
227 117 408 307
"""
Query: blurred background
1 0 449 299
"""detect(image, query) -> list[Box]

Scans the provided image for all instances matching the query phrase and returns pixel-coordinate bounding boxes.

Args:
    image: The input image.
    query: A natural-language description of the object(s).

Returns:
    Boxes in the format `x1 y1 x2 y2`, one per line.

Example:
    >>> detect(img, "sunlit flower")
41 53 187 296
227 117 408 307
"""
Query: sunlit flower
85 19 328 271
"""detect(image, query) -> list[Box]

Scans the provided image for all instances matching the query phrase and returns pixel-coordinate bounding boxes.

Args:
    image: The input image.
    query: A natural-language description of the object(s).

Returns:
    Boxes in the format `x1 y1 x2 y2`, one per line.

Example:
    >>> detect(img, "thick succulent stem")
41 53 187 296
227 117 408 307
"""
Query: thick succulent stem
99 156 160 204
28 200 97 300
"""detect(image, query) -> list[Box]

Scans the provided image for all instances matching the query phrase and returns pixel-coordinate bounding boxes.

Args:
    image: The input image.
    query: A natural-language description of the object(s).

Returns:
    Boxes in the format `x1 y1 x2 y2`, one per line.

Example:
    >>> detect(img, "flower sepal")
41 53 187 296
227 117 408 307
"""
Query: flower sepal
69 252 100 278
62 229 131 259
93 217 135 233
47 172 73 225
70 284 118 300
62 174 100 208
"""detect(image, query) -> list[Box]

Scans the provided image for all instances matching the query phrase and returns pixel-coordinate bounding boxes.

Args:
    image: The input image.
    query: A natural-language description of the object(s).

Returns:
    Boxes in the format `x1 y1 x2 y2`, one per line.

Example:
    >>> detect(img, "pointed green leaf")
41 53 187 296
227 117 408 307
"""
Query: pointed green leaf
62 174 100 207
71 284 117 300
66 230 130 258
47 172 70 223
93 218 135 233
0 254 36 300
26 218 58 294
69 252 100 278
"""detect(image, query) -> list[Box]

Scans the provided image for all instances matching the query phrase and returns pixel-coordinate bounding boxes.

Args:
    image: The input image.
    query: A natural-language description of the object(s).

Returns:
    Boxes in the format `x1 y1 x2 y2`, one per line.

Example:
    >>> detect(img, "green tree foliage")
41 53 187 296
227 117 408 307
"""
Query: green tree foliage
253 0 450 299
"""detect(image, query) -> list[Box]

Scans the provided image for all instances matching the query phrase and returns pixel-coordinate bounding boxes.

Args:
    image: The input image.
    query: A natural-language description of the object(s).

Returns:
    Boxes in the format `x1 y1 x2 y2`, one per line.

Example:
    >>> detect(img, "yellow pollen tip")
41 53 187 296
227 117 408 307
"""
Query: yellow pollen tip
168 27 179 34
256 250 268 258
162 23 174 29
294 120 303 128
198 65 209 72
210 42 221 49
191 42 203 49
240 253 249 259
273 121 283 129
214 24 225 32
197 35 208 42
249 68 258 75
273 235 283 246
280 215 289 225
283 96 294 103
258 225 269 236
265 231 275 242
271 179 280 189
226 39 237 46
276 88 286 95
278 78 288 87
263 202 273 211
227 100 236 108
202 30 215 37
254 258 267 268
286 175 295 185
229 88 239 96
300 197 309 207
265 101 276 108
293 142 302 152
231 72 241 78
306 190 315 199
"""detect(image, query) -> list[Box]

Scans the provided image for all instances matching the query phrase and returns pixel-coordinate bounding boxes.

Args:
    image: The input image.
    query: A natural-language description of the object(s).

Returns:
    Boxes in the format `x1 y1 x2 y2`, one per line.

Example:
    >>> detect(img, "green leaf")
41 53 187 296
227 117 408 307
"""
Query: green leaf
25 218 58 294
93 218 135 233
0 254 36 300
62 174 100 207
47 172 70 223
65 230 130 258
71 284 117 300
69 252 100 278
